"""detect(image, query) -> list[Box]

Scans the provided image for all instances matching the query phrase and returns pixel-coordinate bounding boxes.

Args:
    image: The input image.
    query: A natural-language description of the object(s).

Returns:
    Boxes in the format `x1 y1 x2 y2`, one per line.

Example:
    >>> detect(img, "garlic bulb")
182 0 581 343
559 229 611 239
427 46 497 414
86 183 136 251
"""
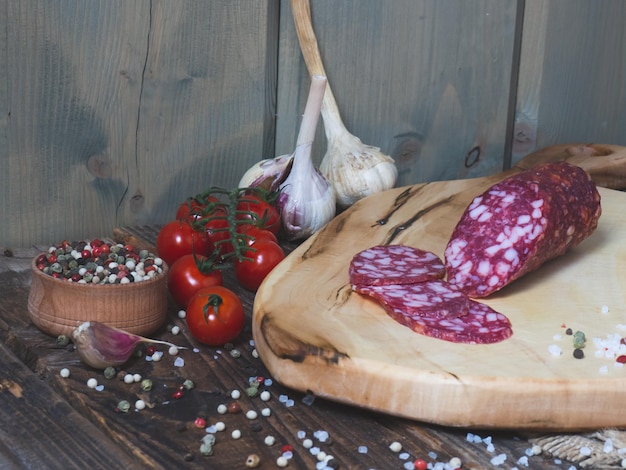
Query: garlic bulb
72 321 185 369
238 154 292 192
318 98 398 208
277 75 336 240
291 0 397 208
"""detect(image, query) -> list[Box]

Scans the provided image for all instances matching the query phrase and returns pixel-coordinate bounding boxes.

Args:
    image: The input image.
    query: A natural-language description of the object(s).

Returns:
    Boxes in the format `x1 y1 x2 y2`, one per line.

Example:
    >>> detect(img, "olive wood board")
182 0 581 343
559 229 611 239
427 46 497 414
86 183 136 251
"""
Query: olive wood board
252 145 626 431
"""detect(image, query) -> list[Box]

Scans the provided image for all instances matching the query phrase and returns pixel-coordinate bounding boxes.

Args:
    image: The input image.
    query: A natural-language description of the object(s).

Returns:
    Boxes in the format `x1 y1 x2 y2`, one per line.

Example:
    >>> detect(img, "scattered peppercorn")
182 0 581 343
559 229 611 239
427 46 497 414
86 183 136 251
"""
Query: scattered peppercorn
573 330 586 349
573 348 585 359
565 327 573 335
228 402 242 414
116 400 131 413
245 454 261 468
103 366 117 379
56 335 70 346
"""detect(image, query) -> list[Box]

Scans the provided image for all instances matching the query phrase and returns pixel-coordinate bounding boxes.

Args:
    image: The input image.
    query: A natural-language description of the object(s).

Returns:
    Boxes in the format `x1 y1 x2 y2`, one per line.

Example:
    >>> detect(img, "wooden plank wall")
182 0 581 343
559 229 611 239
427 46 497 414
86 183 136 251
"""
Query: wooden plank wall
1 0 625 248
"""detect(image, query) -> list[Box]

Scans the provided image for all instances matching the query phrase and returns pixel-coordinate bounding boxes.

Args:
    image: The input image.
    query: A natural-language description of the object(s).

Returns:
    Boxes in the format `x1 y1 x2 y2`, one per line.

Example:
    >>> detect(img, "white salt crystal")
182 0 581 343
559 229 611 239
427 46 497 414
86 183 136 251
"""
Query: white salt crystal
580 446 592 456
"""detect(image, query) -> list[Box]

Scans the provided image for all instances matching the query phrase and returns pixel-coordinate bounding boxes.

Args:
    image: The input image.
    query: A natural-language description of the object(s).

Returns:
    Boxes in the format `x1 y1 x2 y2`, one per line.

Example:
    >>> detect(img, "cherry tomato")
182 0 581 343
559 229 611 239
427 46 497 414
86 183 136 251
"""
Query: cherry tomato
185 286 245 346
236 194 281 235
234 240 285 291
167 254 223 307
235 224 279 247
203 206 233 257
176 195 220 221
156 219 213 266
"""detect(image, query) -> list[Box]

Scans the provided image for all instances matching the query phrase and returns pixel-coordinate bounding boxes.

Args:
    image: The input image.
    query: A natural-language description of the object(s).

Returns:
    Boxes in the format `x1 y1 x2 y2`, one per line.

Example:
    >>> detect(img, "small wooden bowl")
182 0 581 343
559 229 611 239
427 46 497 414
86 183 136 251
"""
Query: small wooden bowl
28 256 168 337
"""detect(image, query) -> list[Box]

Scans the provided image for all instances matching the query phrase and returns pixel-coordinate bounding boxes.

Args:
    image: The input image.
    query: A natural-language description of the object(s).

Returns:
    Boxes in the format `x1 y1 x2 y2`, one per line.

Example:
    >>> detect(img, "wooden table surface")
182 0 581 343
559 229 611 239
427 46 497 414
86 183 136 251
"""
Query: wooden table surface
0 226 583 470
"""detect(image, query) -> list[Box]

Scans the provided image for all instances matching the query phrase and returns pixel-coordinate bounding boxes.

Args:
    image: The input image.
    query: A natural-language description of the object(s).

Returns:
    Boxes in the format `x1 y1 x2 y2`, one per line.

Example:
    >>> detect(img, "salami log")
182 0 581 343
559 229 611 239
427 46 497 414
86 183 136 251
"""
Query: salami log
445 162 601 297
354 280 470 319
349 245 445 287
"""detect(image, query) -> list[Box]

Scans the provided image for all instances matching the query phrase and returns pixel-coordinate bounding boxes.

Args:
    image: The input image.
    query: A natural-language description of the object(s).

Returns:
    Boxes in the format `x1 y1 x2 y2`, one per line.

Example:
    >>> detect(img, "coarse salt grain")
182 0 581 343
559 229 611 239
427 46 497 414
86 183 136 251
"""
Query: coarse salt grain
60 368 70 378
490 453 507 465
602 305 610 314
87 378 98 388
174 357 185 367
580 446 592 456
548 344 562 356
177 309 186 319
358 446 368 454
264 435 276 446
171 325 180 335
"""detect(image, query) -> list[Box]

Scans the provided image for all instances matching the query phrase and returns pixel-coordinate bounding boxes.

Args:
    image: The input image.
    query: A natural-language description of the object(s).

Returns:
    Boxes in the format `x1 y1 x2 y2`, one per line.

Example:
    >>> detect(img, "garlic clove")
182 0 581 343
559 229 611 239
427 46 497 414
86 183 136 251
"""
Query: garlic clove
238 154 293 192
72 321 185 369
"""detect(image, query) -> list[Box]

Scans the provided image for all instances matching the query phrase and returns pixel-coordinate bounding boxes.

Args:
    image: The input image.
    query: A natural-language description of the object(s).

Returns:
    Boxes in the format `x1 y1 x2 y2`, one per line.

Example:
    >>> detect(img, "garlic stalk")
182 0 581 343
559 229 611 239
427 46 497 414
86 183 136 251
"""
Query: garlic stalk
291 0 398 208
72 321 185 369
238 154 292 192
277 74 336 240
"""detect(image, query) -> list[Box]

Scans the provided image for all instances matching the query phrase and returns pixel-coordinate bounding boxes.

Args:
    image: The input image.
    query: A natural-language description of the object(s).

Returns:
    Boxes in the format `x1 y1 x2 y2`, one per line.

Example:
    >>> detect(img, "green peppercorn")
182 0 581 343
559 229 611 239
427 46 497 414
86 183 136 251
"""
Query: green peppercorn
183 379 195 391
200 434 216 456
103 366 117 379
246 386 259 398
140 379 153 392
573 330 586 349
117 400 131 413
230 349 241 358
56 334 70 346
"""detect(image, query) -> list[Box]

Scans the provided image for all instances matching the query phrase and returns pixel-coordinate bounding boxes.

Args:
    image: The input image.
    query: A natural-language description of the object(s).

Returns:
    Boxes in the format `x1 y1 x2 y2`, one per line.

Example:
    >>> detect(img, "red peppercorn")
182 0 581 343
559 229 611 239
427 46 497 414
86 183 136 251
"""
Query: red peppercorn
81 249 91 258
172 390 184 399
146 346 157 356
414 459 428 470
256 376 265 385
280 444 294 454
227 402 242 414
616 355 626 364
193 417 206 429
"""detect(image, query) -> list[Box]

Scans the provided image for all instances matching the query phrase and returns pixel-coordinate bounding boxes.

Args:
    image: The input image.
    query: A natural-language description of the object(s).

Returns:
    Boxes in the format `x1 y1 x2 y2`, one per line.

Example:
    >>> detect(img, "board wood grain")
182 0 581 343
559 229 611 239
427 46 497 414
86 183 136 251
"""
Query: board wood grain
252 148 626 431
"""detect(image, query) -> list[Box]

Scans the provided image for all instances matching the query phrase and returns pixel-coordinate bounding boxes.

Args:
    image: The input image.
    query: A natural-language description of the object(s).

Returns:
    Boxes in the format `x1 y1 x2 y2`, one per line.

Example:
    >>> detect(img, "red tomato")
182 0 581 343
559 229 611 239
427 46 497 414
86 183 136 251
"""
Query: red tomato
235 224 279 247
234 240 285 291
185 286 245 346
167 254 223 307
176 195 220 221
203 207 233 257
236 194 281 235
156 219 213 267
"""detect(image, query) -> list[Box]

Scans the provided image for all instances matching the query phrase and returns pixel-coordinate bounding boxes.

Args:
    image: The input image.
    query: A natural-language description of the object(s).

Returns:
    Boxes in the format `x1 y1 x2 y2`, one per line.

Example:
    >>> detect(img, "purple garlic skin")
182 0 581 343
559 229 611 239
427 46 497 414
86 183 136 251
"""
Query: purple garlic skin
72 321 183 369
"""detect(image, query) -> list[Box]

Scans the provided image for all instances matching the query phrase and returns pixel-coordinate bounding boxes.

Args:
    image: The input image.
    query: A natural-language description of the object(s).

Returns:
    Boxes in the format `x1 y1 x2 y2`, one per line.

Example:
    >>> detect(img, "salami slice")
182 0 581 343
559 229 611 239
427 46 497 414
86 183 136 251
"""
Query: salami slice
353 280 469 319
392 300 513 344
445 162 601 297
349 245 445 287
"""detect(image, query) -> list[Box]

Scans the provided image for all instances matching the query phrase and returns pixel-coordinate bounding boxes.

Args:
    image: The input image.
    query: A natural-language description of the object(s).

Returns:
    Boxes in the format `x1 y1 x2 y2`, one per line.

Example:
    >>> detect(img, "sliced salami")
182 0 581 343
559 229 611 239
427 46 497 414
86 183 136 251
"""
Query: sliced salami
445 162 601 297
349 245 445 287
353 280 470 319
388 300 513 344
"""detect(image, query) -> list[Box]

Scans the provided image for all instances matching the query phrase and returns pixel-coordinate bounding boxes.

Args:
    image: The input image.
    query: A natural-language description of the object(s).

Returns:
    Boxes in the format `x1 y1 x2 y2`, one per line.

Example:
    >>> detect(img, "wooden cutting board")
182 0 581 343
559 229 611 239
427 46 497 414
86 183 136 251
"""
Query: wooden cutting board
252 144 626 431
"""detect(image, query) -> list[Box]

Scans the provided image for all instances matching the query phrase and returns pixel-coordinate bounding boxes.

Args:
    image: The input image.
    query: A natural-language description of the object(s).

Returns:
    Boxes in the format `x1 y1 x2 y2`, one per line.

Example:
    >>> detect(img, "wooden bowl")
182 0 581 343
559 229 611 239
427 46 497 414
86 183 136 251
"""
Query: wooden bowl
28 256 169 337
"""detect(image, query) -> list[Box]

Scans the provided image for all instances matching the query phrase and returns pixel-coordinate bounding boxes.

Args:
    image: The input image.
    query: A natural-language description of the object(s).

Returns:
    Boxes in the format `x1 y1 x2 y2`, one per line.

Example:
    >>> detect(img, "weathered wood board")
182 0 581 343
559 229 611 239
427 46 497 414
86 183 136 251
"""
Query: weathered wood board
252 149 626 431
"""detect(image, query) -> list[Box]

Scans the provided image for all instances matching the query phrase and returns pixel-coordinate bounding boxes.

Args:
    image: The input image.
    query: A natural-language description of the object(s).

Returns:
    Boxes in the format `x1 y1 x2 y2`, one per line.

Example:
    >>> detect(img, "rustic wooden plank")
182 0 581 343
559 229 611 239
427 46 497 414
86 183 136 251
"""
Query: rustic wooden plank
276 0 520 188
0 342 140 469
514 0 626 163
0 231 575 469
0 1 278 248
